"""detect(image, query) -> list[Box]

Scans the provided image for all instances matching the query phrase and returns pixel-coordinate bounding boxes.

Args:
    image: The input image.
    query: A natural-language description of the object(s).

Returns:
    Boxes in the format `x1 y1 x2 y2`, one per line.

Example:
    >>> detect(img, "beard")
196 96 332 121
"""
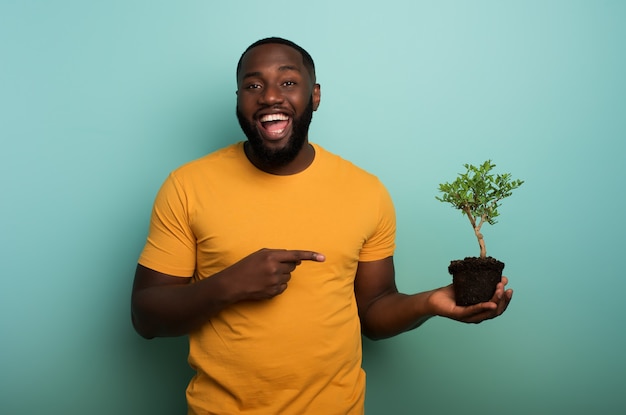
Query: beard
236 97 314 169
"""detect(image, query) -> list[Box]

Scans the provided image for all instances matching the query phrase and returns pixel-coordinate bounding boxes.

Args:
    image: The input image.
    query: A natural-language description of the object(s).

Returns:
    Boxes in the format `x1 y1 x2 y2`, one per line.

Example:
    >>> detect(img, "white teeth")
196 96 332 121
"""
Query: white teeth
260 113 289 122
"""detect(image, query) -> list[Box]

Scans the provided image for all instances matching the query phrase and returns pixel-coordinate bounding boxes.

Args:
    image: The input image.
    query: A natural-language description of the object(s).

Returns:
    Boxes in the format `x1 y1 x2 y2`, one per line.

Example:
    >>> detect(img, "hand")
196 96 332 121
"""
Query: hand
429 276 513 324
225 248 325 301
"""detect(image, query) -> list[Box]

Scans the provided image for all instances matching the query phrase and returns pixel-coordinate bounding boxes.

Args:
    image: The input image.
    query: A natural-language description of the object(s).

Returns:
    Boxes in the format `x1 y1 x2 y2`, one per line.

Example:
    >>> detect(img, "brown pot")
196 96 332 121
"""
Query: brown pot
448 257 505 306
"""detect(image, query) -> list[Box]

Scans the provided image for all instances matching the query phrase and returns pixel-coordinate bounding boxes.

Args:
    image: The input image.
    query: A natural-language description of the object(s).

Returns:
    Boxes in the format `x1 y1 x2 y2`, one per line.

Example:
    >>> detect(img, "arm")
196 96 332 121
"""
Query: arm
131 248 325 339
131 265 232 339
354 256 513 340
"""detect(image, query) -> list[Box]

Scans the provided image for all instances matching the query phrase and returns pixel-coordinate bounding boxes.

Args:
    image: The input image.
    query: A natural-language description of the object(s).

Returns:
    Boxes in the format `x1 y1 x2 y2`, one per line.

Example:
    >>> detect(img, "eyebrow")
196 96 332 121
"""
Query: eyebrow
241 65 301 80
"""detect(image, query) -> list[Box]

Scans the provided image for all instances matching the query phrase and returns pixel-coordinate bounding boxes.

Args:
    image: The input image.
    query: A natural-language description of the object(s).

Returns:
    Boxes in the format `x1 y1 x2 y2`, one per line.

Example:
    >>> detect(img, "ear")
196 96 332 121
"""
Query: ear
312 83 321 111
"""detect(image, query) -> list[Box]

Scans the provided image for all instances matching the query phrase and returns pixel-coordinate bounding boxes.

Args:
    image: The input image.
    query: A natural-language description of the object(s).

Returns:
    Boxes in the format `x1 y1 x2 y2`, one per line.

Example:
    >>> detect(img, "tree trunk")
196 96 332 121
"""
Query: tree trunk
464 206 487 258
474 226 486 258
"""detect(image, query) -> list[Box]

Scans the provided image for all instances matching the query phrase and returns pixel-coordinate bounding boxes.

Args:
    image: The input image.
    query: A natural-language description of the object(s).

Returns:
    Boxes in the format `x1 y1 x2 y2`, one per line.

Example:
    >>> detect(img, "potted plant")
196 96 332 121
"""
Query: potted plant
436 160 523 306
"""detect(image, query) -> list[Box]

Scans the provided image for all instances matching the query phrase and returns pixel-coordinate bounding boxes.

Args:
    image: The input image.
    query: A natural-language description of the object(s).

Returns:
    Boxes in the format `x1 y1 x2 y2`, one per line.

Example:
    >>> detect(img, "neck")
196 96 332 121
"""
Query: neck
244 141 315 176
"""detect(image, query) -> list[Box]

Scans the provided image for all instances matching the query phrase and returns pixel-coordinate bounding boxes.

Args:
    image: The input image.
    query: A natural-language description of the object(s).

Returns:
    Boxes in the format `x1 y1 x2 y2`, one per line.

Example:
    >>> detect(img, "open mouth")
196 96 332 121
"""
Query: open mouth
259 113 291 137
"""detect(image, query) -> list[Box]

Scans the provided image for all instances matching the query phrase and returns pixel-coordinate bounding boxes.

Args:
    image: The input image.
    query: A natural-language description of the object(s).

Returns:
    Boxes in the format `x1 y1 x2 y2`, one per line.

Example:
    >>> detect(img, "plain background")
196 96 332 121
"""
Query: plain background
1 1 625 414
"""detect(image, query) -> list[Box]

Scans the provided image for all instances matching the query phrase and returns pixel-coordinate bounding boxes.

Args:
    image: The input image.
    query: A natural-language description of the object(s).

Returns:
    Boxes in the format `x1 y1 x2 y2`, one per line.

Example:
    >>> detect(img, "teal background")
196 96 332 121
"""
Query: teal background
1 1 625 414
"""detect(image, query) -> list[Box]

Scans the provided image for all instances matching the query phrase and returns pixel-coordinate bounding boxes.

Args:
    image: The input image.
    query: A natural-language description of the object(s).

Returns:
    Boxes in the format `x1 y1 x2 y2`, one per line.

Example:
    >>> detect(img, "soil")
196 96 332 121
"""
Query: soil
448 257 505 306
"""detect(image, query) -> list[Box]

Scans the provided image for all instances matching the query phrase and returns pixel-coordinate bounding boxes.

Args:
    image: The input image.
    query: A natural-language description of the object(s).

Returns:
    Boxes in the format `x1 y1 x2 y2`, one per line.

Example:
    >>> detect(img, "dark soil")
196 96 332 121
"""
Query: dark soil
448 257 505 306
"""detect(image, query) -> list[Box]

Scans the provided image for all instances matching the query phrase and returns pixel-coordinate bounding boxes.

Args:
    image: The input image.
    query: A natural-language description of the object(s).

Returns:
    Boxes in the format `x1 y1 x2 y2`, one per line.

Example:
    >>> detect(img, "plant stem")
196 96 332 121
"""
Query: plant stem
476 215 487 259
463 206 487 258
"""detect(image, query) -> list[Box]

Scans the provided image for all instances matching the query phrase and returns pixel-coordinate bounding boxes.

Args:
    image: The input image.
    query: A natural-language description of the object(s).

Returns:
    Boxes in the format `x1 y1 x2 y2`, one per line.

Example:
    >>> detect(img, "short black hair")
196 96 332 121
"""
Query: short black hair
236 37 316 83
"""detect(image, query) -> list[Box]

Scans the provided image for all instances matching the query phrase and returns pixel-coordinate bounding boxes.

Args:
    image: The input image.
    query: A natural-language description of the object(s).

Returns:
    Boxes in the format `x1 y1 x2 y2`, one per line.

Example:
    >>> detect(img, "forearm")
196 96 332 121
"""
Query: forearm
131 272 237 339
360 290 436 340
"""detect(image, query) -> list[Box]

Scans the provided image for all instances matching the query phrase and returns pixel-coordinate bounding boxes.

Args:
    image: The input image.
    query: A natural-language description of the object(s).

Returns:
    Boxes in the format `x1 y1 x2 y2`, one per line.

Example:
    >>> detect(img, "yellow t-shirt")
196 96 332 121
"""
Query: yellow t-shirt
139 142 396 415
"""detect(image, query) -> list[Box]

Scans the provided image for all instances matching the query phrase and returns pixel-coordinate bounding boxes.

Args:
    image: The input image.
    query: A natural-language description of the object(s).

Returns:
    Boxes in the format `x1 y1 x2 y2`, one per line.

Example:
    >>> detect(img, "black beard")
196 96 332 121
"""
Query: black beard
236 98 314 169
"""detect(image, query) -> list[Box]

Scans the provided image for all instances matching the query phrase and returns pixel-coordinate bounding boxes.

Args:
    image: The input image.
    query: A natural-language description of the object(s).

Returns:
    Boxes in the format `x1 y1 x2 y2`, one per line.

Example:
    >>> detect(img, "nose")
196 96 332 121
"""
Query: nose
259 84 283 105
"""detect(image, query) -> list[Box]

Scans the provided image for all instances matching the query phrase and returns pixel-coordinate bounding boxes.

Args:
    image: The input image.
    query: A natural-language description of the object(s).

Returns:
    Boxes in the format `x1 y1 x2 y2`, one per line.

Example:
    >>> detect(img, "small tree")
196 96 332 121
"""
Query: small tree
436 160 523 259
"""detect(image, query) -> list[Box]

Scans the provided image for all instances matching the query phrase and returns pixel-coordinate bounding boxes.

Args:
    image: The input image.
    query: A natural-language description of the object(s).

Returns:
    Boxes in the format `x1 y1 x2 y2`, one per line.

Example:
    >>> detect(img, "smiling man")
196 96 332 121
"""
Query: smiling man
131 37 513 415
236 40 320 174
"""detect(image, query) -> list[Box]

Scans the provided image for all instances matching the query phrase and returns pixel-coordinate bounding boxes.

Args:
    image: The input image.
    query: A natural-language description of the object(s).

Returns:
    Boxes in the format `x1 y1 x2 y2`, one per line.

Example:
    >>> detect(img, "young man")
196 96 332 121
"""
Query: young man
131 37 513 415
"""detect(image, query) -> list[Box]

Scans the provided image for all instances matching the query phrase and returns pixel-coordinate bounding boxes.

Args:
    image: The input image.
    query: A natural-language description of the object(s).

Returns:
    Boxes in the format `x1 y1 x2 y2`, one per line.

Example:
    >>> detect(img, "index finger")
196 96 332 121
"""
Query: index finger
281 250 326 263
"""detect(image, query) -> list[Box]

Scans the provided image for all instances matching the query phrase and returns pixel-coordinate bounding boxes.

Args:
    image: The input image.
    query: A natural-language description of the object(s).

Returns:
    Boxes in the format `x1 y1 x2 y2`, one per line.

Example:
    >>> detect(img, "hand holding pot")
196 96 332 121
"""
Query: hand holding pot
429 276 513 324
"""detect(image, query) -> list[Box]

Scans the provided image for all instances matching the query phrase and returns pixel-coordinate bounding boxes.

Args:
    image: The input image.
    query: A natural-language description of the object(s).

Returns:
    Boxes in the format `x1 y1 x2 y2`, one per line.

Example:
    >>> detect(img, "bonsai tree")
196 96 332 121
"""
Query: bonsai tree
436 160 524 259
436 160 523 305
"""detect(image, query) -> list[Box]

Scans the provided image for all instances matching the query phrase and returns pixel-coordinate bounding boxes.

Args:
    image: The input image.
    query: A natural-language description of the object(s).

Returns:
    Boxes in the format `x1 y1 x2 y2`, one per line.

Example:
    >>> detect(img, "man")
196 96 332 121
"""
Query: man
131 37 513 415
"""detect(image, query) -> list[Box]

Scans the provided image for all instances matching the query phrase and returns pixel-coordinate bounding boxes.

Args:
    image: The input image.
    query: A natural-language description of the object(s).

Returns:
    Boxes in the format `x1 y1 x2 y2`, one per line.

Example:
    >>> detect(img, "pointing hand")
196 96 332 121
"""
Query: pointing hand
226 248 325 301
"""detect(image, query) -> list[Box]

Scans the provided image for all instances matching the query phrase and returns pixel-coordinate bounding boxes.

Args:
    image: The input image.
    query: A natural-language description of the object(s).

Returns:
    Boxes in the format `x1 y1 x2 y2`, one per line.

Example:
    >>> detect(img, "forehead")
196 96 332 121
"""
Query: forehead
238 43 308 82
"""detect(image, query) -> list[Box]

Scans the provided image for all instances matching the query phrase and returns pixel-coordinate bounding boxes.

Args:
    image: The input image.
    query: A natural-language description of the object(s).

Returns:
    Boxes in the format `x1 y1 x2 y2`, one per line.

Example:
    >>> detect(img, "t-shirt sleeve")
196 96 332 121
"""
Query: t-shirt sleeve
359 180 396 262
138 172 196 277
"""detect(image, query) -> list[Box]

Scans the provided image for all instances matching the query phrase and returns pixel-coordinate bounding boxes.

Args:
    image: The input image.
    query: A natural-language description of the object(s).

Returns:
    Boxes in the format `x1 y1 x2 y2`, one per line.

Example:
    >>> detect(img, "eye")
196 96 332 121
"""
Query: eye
246 83 261 89
282 81 296 87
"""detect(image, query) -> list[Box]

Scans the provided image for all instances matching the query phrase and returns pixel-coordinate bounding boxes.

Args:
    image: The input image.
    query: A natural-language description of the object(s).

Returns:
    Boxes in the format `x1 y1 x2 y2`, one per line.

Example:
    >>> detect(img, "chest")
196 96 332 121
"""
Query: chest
188 176 379 276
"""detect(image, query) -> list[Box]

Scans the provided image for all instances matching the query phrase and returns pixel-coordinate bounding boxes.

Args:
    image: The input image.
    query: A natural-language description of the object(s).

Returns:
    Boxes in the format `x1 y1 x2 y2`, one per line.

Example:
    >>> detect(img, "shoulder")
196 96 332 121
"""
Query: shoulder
313 144 378 178
313 143 385 188
166 142 248 185
174 143 243 174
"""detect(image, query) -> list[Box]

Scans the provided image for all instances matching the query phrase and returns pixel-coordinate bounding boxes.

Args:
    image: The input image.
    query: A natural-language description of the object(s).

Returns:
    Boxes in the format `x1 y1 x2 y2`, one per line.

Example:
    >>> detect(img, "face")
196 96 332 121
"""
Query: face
236 43 320 169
